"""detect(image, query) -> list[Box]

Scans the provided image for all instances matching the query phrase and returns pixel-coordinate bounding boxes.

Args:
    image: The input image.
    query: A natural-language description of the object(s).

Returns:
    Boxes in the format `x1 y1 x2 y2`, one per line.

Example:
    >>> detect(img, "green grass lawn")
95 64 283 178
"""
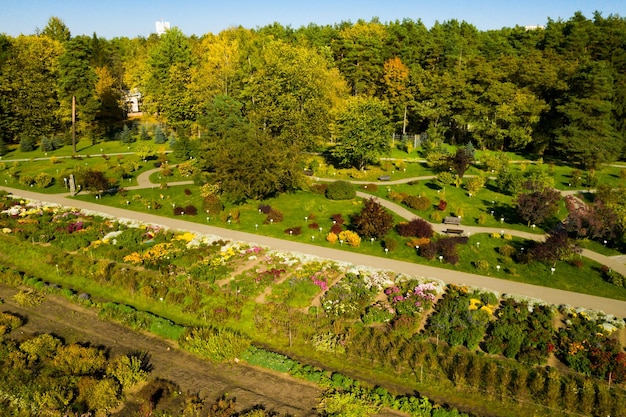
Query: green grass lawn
1 137 167 160
71 184 626 301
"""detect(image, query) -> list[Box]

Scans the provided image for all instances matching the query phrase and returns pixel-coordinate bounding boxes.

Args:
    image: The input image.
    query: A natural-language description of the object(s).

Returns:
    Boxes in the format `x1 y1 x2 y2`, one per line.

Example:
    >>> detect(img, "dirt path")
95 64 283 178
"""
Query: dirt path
0 284 322 416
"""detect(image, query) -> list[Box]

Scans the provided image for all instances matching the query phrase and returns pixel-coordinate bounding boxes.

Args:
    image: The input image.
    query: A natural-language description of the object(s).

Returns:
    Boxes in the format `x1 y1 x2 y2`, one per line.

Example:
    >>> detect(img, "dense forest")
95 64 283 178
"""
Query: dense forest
1 12 625 170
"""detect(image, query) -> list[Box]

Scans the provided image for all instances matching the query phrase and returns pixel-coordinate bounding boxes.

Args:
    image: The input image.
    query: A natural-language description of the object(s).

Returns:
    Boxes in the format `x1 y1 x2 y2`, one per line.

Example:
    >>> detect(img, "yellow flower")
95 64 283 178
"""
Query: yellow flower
123 252 143 265
175 232 196 242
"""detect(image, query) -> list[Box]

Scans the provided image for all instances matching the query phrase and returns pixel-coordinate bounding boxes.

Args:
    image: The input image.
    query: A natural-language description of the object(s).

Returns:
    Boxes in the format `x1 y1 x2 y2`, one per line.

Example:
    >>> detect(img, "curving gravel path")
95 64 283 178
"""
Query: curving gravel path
2 181 625 317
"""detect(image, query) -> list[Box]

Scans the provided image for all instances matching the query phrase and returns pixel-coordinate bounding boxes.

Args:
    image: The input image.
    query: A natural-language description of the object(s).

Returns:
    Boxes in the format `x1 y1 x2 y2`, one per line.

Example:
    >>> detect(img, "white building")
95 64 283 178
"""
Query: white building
156 20 170 36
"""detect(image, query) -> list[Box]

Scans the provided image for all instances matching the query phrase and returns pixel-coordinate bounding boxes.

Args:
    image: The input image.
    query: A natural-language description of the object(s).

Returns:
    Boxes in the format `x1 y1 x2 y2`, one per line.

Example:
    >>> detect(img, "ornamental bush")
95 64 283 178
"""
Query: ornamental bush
396 218 434 238
339 230 361 247
326 180 355 200
403 195 431 211
265 208 284 223
34 173 53 188
353 198 394 239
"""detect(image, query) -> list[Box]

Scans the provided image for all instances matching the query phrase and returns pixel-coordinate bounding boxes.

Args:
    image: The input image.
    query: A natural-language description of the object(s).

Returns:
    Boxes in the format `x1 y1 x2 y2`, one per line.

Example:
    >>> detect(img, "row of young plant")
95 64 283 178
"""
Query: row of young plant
2 195 626 416
0 307 150 416
0 265 470 417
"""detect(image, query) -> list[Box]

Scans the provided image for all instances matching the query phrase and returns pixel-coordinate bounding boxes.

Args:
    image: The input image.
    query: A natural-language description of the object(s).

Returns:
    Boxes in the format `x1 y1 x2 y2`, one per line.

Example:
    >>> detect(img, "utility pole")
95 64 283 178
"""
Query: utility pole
72 95 76 153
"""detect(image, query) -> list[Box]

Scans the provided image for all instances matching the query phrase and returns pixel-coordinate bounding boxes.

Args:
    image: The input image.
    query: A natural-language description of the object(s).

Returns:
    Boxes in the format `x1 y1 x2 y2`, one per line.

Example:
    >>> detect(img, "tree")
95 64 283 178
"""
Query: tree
94 65 124 136
331 96 392 170
143 27 195 130
515 184 561 226
242 39 348 151
153 126 167 144
352 198 394 239
554 61 622 168
41 16 71 43
333 20 389 96
79 168 111 195
448 144 475 178
117 124 134 144
528 230 574 264
57 35 99 143
1 35 62 142
171 134 195 160
206 124 303 202
0 137 7 156
382 56 413 133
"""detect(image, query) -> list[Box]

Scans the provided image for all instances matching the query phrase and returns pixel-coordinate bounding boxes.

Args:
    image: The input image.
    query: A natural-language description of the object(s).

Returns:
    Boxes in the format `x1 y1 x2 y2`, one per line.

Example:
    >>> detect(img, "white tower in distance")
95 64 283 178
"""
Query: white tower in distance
156 19 170 36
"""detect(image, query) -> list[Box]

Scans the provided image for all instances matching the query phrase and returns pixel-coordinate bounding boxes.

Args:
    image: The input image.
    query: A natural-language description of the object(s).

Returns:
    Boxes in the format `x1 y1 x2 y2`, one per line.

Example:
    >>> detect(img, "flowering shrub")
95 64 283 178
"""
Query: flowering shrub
321 273 379 319
384 280 439 317
326 232 338 244
338 230 361 247
361 301 395 324
425 285 494 350
557 308 626 382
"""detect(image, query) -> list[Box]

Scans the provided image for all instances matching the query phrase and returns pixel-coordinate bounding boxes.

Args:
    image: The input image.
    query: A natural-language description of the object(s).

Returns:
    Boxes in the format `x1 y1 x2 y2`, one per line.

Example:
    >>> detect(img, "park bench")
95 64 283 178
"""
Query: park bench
444 216 461 225
378 175 391 181
444 228 464 235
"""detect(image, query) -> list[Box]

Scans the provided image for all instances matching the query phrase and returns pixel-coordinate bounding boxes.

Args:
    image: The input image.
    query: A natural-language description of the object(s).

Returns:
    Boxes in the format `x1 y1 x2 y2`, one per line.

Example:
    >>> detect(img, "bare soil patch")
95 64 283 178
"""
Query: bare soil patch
0 284 322 416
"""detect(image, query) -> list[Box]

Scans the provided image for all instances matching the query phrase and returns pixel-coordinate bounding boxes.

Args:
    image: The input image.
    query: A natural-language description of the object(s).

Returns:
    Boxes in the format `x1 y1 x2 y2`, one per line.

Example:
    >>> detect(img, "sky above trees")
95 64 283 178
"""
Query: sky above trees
1 0 625 39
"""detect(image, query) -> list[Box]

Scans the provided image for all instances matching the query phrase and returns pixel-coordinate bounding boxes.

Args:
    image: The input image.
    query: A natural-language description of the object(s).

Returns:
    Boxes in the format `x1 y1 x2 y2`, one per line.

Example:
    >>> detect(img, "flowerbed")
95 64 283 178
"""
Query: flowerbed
270 260 341 307
557 307 626 382
482 297 555 364
424 284 497 350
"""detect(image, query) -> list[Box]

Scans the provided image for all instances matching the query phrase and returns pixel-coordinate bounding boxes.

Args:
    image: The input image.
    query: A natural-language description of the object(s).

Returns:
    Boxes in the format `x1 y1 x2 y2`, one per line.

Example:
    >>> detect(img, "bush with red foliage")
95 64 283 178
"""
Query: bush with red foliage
184 205 198 215
258 204 272 214
284 227 302 235
437 199 448 211
331 213 345 224
265 208 284 223
330 222 343 234
308 222 320 229
352 198 394 239
417 236 467 264
396 218 434 238
184 188 192 195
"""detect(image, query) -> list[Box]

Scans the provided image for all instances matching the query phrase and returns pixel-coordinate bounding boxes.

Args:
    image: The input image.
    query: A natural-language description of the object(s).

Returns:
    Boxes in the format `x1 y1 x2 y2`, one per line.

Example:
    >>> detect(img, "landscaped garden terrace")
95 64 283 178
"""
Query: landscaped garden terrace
1 195 625 417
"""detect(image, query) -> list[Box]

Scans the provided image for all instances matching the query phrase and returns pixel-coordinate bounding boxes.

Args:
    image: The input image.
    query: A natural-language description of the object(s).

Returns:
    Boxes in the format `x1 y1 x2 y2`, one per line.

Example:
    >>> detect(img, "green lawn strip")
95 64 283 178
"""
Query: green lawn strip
354 178 551 234
1 138 167 160
68 186 626 301
576 238 623 256
455 234 626 301
0 153 162 193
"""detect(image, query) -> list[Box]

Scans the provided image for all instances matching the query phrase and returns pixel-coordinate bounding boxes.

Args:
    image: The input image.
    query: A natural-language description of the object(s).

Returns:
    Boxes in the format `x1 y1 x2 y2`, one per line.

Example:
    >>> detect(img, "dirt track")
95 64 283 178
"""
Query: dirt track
0 284 323 416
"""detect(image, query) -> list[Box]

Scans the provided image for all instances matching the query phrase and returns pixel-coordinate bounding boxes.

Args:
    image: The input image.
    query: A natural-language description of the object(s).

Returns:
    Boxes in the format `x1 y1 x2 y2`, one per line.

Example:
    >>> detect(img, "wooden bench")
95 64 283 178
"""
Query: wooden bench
444 228 464 235
444 216 461 225
378 175 391 181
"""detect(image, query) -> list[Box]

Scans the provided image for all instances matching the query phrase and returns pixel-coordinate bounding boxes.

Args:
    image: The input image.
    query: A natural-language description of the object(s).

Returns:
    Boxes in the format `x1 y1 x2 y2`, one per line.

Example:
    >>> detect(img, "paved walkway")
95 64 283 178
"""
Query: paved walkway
2 184 626 317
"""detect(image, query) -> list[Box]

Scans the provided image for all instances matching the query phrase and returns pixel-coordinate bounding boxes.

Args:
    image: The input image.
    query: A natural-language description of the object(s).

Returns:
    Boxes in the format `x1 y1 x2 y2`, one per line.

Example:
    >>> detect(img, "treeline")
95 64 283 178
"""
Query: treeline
1 12 625 168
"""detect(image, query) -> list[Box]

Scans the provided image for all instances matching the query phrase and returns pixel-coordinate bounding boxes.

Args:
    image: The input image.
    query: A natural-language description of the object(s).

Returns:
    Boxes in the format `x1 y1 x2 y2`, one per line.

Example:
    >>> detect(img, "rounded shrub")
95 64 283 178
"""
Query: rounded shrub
325 181 355 200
